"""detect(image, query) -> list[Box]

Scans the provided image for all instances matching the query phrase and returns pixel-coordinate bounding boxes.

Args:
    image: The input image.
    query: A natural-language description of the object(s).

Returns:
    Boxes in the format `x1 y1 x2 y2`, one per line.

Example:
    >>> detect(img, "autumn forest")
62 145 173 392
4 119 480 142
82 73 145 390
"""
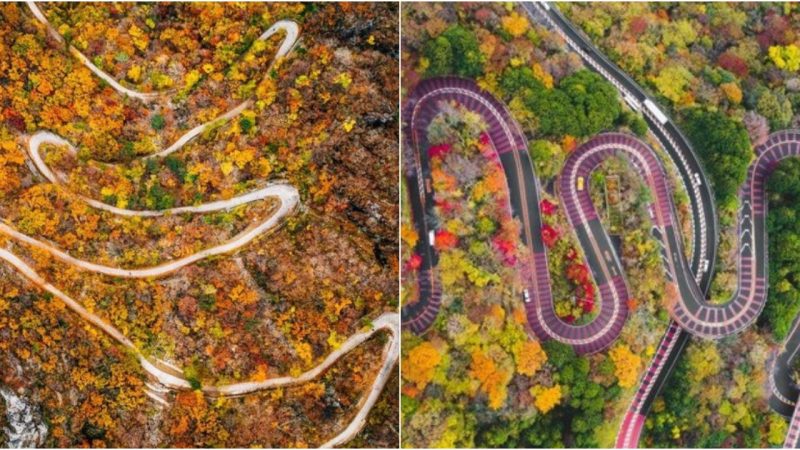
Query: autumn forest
0 2 398 448
8 1 800 450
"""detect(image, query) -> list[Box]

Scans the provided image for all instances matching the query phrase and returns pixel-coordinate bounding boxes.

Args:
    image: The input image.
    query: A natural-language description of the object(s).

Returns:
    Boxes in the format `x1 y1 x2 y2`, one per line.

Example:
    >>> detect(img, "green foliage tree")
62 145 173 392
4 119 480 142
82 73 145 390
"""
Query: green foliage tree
476 415 538 448
521 415 564 447
499 66 546 96
150 114 165 130
532 341 618 447
756 88 793 131
631 116 648 137
423 26 484 78
423 36 453 77
559 70 622 136
644 355 700 446
529 139 564 180
681 108 752 206
763 158 800 340
619 110 649 137
500 68 620 138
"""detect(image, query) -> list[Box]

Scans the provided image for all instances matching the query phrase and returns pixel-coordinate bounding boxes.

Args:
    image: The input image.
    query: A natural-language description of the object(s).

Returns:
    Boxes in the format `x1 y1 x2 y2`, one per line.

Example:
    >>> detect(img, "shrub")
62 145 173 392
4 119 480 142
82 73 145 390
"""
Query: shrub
423 25 484 78
681 108 752 205
150 114 166 130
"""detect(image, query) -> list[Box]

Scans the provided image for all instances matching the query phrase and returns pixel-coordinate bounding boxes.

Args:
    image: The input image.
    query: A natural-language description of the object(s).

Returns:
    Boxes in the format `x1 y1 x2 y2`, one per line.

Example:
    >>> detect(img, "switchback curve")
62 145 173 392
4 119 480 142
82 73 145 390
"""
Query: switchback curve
2 4 400 447
401 76 800 448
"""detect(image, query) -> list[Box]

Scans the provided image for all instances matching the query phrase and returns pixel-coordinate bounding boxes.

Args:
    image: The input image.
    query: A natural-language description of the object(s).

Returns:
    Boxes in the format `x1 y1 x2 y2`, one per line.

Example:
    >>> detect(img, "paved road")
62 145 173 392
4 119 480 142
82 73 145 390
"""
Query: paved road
518 3 721 447
404 4 719 437
27 2 299 105
400 77 528 333
7 6 398 447
401 74 800 447
566 132 800 448
564 133 775 446
400 78 632 354
537 6 800 444
521 2 718 288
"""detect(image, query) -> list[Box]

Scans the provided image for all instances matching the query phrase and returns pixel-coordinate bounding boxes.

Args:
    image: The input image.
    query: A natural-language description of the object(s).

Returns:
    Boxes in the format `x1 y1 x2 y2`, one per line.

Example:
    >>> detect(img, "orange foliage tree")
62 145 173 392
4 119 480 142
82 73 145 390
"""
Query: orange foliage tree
402 341 442 392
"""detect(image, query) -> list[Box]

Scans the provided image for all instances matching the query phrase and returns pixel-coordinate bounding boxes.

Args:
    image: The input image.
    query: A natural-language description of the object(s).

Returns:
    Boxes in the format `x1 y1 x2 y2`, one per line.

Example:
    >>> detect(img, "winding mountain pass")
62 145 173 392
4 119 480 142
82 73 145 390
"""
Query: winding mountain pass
521 3 800 447
401 75 800 447
0 4 400 447
516 4 717 446
401 78 631 352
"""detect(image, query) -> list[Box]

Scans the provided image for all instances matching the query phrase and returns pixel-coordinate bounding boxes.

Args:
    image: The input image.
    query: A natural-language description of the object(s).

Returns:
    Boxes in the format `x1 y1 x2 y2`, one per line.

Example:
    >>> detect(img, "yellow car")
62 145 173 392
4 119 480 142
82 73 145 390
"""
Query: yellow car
577 176 585 191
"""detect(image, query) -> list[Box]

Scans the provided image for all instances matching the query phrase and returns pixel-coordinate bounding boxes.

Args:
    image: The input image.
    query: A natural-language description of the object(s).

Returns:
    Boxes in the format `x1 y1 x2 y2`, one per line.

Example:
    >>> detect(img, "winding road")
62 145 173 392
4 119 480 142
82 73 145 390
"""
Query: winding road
401 75 800 447
521 3 800 448
400 77 630 354
0 4 400 448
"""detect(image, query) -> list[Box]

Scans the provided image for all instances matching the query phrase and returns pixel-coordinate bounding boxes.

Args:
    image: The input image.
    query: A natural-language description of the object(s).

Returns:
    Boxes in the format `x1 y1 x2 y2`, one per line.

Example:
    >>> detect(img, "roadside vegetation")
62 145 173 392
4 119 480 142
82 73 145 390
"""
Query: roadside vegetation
0 2 398 447
402 3 684 447
565 2 800 446
764 160 800 341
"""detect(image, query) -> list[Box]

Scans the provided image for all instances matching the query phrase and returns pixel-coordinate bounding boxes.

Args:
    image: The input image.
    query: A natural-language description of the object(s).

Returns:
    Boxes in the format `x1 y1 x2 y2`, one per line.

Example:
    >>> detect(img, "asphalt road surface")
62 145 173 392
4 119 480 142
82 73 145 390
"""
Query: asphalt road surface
7 5 399 447
518 3 720 447
401 74 800 448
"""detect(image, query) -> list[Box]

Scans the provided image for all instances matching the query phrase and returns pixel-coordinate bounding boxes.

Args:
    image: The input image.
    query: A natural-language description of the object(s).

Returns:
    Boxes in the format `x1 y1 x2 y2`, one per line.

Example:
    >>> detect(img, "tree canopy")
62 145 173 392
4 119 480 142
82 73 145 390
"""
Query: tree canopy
423 25 484 78
681 108 752 207
500 67 621 138
763 159 800 340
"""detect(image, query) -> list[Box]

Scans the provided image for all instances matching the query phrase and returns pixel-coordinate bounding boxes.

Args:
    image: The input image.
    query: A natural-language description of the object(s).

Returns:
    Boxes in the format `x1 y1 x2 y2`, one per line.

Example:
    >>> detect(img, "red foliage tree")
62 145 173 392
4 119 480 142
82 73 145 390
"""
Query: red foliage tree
566 262 589 284
628 16 648 37
761 13 789 47
435 198 457 214
717 52 748 78
406 253 422 271
579 281 595 313
541 224 559 248
492 235 517 266
428 143 452 158
3 108 25 132
540 199 557 215
434 229 458 250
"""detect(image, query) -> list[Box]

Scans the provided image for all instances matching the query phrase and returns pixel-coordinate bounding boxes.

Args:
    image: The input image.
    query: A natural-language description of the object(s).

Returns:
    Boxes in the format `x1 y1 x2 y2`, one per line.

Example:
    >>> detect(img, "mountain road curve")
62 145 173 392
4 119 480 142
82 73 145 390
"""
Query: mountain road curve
401 73 800 448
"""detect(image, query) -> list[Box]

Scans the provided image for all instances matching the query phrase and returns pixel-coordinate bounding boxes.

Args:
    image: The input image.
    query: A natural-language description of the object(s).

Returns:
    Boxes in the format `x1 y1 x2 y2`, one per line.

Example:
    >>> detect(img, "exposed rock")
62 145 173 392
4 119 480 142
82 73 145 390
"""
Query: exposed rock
0 388 47 448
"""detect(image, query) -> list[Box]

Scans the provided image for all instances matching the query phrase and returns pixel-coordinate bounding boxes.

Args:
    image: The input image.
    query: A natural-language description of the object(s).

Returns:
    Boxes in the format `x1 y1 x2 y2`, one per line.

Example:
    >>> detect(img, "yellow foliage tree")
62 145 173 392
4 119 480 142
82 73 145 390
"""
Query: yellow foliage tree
501 12 530 38
720 82 742 104
531 384 562 414
769 44 800 72
0 138 24 198
402 341 442 390
469 349 511 410
401 223 418 248
515 340 547 376
686 341 722 385
609 344 642 388
532 63 554 89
